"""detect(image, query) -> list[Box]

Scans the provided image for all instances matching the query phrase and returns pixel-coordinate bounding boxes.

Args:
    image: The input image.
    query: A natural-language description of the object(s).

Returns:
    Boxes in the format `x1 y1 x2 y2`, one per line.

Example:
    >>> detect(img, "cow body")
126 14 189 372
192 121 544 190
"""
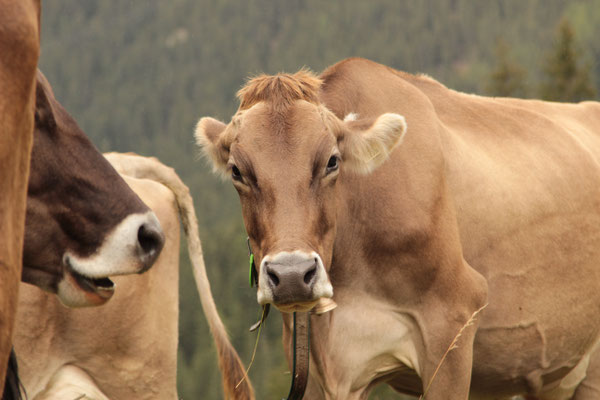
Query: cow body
314 59 600 400
15 153 254 400
409 68 600 399
197 58 600 399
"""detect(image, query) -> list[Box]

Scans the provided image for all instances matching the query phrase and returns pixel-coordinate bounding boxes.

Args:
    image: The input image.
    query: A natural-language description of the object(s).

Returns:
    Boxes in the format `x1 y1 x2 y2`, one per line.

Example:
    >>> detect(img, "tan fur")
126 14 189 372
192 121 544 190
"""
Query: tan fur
0 0 39 389
104 152 254 400
33 366 110 400
14 153 254 400
237 69 322 111
197 57 600 399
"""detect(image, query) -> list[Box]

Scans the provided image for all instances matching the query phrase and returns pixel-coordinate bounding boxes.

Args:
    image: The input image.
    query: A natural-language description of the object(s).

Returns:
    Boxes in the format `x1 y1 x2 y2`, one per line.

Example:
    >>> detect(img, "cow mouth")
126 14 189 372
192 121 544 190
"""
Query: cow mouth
65 258 115 299
275 299 321 313
73 273 115 297
273 297 338 314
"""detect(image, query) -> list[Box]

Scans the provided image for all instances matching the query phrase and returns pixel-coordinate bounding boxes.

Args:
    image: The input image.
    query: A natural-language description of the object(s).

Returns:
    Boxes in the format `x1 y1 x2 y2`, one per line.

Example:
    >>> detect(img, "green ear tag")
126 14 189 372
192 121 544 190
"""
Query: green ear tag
249 253 255 287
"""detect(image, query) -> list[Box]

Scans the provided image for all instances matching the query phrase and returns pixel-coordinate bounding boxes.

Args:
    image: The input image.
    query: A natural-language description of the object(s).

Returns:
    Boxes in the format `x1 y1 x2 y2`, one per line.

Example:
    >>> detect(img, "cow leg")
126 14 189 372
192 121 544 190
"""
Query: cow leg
32 365 110 400
572 344 600 400
523 346 600 400
419 316 479 399
416 261 488 400
0 0 40 391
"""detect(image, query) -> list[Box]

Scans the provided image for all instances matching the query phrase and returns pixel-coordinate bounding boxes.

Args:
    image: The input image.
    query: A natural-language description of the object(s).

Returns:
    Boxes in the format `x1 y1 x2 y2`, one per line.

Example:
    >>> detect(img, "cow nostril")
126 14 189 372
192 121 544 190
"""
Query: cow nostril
304 265 317 285
138 223 164 255
268 270 280 287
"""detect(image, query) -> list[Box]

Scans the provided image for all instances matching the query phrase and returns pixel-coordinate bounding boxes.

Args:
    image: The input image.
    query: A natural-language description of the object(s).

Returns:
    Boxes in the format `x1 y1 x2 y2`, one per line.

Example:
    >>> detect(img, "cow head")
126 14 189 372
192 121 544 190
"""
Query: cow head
196 71 406 312
23 71 165 307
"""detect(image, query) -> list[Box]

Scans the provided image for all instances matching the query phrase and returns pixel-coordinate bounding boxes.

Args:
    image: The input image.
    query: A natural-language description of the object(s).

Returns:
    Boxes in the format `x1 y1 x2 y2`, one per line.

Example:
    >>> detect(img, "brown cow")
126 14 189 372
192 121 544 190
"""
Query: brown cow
0 0 40 392
14 153 253 400
196 57 600 399
24 72 165 308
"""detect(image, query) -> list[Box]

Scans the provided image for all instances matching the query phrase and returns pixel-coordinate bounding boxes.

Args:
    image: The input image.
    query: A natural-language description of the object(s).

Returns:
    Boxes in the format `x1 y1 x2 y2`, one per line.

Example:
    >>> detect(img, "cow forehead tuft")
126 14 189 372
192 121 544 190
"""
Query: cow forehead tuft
237 69 322 112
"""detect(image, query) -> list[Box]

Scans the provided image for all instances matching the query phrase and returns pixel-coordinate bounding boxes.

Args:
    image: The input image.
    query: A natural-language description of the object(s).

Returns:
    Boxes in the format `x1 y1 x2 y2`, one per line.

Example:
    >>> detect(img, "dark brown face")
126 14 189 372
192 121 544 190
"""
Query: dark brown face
22 71 165 307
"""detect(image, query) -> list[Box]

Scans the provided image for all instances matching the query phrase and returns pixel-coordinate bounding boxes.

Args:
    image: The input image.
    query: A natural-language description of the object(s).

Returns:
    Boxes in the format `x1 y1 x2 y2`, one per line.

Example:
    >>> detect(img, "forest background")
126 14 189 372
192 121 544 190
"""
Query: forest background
37 1 599 398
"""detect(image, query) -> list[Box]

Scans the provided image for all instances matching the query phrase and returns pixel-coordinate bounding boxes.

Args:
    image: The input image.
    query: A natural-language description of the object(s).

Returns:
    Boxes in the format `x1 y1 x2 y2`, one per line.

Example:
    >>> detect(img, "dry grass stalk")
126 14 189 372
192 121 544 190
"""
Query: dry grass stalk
419 304 488 399
235 306 266 390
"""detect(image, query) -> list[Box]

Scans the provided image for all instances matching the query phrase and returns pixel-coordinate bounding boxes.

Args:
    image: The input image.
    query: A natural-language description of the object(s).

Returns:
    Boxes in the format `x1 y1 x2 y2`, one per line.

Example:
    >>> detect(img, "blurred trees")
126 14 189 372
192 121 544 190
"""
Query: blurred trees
486 38 528 97
36 1 599 399
540 18 596 101
486 18 598 100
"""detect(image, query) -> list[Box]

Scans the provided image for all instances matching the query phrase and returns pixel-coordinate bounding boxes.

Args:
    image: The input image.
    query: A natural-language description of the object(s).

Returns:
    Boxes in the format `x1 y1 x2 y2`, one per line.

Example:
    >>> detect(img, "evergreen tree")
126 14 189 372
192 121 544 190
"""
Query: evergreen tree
539 18 596 102
486 38 528 97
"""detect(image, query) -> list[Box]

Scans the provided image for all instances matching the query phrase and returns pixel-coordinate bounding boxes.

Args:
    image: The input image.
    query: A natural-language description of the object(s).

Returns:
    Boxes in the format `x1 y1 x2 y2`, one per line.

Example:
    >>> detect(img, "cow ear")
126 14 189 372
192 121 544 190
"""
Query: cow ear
34 70 57 131
194 117 229 173
338 113 407 174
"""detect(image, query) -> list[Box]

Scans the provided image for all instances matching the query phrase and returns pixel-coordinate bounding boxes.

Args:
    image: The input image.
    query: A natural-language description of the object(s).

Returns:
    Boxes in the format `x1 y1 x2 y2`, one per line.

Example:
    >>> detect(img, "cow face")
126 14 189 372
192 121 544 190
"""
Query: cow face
196 72 406 311
22 71 165 307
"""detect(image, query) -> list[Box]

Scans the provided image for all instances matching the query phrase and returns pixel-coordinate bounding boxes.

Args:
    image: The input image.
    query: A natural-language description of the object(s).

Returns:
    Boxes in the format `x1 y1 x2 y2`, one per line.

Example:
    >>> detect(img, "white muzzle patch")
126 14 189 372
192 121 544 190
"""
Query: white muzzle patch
63 211 161 278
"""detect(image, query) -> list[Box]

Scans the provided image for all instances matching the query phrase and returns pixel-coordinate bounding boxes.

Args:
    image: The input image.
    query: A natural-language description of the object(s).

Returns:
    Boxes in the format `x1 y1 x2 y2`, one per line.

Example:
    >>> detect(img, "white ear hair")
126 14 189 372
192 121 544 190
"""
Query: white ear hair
194 117 229 174
345 113 407 174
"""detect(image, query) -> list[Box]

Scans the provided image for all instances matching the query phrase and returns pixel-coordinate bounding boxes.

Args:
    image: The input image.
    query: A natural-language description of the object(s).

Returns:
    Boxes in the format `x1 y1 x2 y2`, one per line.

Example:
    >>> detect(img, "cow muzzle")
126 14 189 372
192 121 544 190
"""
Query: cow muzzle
58 211 164 307
257 251 333 311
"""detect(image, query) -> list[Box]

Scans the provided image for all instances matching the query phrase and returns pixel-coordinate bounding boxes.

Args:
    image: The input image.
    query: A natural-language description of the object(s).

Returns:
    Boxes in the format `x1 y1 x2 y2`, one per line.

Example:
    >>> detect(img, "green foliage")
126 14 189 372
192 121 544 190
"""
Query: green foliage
486 38 528 97
540 18 596 102
36 1 600 399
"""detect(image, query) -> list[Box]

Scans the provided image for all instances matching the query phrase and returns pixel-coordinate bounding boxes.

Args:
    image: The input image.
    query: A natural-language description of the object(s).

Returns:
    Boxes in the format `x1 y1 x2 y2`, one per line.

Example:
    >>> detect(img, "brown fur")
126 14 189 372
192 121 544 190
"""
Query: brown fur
24 71 153 289
0 0 40 392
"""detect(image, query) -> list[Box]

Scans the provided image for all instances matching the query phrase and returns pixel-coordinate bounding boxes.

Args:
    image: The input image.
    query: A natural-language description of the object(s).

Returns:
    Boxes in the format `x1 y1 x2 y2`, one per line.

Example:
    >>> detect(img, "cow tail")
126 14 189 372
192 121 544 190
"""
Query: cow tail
104 153 255 400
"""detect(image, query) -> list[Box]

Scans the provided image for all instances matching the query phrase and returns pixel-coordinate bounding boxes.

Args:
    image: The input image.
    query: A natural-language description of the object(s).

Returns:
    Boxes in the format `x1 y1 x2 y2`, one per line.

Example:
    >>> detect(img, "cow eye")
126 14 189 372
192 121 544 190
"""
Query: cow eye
326 155 339 174
231 165 242 181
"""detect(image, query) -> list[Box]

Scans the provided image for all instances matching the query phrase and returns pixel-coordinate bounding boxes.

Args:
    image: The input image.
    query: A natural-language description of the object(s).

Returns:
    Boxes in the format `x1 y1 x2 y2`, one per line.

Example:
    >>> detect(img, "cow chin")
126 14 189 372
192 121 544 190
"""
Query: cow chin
57 268 114 307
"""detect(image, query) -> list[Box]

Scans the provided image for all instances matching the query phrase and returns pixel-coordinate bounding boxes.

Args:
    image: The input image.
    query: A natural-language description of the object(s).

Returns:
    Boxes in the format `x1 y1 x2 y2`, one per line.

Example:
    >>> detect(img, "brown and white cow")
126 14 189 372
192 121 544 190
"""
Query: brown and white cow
14 153 253 400
0 0 40 392
196 57 600 399
24 73 165 308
